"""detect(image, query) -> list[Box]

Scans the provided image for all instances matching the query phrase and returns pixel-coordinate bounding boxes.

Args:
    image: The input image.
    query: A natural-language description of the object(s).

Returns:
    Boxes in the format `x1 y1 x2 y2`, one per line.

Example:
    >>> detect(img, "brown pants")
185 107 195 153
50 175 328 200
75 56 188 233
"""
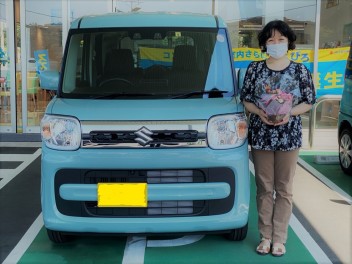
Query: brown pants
251 148 299 244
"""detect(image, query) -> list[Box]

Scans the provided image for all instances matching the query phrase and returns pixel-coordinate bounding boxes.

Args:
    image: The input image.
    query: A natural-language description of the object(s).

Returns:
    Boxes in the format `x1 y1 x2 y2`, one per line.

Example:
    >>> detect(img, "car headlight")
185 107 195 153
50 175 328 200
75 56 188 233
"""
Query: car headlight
40 114 81 150
207 113 248 149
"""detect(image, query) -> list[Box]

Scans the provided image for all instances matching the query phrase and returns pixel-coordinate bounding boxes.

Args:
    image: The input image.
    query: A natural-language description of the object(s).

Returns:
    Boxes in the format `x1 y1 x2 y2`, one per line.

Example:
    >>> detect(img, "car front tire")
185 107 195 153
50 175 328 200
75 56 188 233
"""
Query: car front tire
224 223 248 241
47 229 72 243
339 128 352 175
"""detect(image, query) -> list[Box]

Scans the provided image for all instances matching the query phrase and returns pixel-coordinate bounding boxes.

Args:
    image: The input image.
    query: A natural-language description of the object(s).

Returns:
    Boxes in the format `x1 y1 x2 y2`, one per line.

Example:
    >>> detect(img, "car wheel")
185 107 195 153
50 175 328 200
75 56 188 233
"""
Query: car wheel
339 128 352 175
224 223 248 241
47 229 72 243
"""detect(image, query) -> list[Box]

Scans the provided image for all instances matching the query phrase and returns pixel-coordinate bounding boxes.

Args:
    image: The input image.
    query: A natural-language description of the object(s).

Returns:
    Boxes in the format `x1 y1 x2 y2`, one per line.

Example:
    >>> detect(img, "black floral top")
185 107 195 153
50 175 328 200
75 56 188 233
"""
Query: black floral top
240 60 316 151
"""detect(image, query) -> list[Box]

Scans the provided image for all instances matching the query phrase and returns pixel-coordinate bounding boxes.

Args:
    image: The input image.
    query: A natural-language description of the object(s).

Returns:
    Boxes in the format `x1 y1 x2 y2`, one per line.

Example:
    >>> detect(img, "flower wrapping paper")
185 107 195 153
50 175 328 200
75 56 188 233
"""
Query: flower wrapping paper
256 73 301 123
258 90 293 123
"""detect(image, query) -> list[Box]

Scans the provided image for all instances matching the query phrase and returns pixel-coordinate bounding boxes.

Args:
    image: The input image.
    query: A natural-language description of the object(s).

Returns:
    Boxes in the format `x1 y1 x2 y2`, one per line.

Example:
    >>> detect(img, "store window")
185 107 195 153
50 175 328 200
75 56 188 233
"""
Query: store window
225 0 316 49
317 0 351 129
320 0 351 48
5 0 348 140
21 0 111 133
21 0 62 132
223 0 317 130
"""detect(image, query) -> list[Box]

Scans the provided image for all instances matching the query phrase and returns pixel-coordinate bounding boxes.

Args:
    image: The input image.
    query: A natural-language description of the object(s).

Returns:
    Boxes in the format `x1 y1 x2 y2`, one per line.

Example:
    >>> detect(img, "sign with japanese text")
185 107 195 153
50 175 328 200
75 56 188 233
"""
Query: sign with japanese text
139 47 173 69
233 47 349 97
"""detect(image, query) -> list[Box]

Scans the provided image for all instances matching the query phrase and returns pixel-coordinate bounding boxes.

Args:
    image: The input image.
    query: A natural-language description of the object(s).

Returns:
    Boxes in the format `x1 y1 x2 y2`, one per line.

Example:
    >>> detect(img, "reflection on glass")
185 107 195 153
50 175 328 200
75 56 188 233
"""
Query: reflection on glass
232 0 317 49
320 0 352 48
4 0 349 133
315 100 339 129
70 0 110 21
23 0 62 129
61 28 233 99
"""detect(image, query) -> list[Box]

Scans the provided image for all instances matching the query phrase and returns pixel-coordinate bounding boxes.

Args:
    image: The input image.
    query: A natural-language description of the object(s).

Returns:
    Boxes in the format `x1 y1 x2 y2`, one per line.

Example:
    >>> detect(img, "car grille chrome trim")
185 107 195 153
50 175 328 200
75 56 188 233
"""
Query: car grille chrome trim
80 120 208 148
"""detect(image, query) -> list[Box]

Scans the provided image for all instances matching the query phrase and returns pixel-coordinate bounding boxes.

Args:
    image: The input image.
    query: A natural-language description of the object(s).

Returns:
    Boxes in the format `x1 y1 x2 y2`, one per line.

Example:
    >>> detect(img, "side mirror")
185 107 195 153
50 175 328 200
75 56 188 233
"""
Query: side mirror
237 68 247 91
39 70 59 91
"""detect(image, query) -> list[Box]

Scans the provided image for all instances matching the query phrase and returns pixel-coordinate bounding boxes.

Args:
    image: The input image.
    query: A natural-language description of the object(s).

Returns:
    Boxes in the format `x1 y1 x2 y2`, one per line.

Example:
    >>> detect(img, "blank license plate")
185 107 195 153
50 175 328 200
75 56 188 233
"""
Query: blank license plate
97 183 147 207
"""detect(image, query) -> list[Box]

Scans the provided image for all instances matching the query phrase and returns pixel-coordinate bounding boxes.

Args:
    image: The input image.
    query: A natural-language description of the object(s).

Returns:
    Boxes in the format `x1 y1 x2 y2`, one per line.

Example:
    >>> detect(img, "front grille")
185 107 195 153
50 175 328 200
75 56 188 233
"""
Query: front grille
85 200 205 216
88 130 201 144
83 169 203 184
80 120 208 148
55 168 235 218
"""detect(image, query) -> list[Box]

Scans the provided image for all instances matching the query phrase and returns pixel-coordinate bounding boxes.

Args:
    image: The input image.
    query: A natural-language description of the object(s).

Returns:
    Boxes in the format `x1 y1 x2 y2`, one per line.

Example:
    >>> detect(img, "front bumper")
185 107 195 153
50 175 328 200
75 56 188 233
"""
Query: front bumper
41 144 250 234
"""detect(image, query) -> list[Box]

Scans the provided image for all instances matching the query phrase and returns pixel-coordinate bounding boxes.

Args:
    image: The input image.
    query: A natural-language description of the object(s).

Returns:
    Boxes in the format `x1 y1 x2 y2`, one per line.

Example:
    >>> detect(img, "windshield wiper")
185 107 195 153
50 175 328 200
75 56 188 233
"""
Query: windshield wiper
171 89 228 99
91 93 155 99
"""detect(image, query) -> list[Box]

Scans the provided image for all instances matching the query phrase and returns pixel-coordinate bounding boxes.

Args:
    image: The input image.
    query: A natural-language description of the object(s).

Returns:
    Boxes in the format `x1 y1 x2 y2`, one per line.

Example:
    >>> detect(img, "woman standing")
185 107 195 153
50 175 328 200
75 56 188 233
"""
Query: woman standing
240 20 316 257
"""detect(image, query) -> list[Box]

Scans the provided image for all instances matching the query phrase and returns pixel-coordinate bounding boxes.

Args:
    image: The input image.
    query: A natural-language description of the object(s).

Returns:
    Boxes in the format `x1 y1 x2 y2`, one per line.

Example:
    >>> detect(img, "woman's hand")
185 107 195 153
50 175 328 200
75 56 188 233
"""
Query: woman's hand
257 108 275 125
274 112 290 126
274 102 313 126
243 101 276 125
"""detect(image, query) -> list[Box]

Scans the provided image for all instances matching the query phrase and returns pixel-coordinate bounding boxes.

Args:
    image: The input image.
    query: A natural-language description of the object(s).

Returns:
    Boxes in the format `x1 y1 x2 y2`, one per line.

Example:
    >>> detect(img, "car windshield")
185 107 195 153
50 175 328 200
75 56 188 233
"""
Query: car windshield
61 27 234 99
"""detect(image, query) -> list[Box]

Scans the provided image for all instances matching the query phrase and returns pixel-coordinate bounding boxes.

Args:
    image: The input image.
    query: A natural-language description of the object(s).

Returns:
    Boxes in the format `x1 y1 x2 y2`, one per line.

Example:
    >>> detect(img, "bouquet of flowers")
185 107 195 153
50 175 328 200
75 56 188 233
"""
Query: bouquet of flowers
256 73 301 124
258 88 293 123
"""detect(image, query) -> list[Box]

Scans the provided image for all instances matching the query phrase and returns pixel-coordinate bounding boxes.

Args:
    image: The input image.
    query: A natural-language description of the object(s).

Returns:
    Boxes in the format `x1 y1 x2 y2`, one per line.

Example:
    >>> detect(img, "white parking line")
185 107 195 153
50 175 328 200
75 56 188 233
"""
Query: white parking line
249 160 332 264
0 148 41 190
0 154 35 161
147 235 204 247
122 234 205 264
3 213 44 264
289 215 332 264
298 157 352 204
122 236 147 264
0 142 42 147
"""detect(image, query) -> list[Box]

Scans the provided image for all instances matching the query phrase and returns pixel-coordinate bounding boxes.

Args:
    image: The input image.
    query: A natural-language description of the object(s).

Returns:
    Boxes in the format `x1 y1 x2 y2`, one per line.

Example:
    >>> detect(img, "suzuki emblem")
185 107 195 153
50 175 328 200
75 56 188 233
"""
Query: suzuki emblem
134 127 154 146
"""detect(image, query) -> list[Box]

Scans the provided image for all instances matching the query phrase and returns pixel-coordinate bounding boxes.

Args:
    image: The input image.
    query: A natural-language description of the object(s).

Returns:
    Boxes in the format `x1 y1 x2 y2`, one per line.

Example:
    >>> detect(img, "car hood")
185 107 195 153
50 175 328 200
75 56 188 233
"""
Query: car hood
46 98 242 121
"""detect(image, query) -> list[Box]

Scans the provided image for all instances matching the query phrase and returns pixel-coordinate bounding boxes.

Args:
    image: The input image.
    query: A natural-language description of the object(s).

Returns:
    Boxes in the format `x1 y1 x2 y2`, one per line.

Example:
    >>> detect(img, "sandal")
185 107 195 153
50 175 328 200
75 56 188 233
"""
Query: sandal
271 242 286 257
256 238 271 255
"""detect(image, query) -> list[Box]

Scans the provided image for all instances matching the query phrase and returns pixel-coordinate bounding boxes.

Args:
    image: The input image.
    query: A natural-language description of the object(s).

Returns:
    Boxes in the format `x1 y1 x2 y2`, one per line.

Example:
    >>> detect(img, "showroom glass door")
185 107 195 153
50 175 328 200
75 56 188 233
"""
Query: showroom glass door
19 0 63 133
20 0 111 133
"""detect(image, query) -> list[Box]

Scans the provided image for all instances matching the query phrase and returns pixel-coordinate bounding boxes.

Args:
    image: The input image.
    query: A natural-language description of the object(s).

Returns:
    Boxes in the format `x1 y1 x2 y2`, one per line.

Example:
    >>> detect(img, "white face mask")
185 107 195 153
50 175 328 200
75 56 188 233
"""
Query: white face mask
266 43 288 59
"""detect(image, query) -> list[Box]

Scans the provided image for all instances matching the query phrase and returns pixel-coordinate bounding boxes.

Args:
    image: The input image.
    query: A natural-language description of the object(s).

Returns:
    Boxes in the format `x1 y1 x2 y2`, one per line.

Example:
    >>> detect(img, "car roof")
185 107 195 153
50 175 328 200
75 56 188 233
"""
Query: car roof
70 12 226 29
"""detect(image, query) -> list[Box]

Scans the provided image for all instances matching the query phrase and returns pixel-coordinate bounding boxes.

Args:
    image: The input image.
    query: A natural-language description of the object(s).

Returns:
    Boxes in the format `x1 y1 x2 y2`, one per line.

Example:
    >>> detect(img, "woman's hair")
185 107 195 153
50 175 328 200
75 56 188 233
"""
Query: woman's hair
258 20 296 52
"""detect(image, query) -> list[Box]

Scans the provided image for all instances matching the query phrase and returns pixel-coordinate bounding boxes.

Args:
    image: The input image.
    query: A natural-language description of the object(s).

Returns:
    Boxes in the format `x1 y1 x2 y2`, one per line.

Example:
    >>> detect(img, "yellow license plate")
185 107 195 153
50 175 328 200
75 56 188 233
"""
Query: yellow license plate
97 183 147 207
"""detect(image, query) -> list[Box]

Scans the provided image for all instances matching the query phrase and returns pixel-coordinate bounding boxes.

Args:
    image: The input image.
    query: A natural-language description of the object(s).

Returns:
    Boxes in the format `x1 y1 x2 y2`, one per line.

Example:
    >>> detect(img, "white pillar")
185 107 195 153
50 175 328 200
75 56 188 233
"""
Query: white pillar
313 0 321 88
20 0 28 131
62 0 69 53
7 0 17 132
0 22 4 51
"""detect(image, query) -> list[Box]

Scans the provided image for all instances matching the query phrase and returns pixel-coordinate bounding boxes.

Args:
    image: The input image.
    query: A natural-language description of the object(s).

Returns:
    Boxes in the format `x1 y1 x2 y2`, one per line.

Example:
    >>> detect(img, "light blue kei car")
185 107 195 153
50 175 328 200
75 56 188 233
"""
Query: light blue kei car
40 12 250 243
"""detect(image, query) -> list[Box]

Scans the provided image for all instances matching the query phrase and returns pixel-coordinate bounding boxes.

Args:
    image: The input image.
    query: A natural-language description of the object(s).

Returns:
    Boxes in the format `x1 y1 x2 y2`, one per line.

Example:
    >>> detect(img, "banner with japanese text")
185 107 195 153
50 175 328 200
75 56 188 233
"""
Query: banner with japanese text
233 47 349 97
34 49 50 73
